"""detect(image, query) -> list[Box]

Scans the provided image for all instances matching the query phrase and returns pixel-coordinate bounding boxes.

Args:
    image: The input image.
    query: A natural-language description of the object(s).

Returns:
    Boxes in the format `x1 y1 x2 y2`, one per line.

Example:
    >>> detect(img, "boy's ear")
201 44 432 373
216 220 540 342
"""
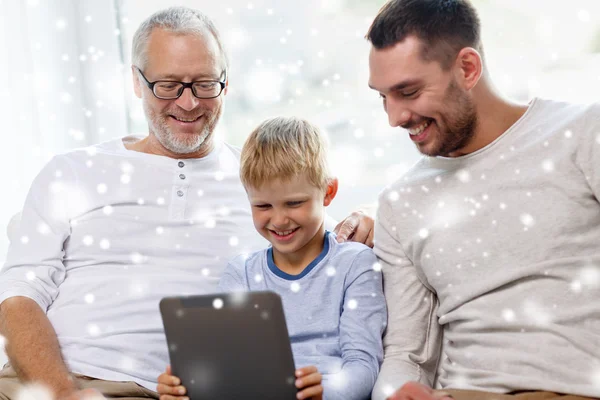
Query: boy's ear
323 178 338 207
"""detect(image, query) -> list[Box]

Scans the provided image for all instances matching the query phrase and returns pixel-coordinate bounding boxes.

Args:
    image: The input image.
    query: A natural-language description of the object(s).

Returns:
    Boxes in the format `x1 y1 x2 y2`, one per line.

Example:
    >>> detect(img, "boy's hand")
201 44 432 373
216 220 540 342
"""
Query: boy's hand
295 366 323 399
156 365 188 400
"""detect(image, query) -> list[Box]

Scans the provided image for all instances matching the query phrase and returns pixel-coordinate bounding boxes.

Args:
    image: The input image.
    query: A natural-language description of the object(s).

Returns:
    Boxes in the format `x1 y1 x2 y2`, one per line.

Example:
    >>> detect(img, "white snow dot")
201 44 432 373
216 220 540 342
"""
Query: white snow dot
197 190 204 197
571 280 582 293
596 134 600 144
202 268 210 277
500 203 507 210
130 253 144 264
564 130 572 138
14 383 54 400
84 294 95 304
157 197 165 205
520 213 535 227
502 308 515 322
99 239 110 250
579 266 599 287
137 198 145 205
348 299 358 310
213 298 224 309
20 236 29 244
254 274 263 283
577 9 590 22
87 324 100 336
37 223 50 235
102 205 113 215
542 159 554 172
419 229 429 239
290 282 301 292
215 171 225 181
83 235 94 246
456 169 471 183
372 262 382 272
26 271 36 281
96 183 107 194
84 15 92 23
326 266 336 276
156 226 164 235
205 219 216 228
55 19 67 30
120 174 131 184
382 385 396 397
229 236 239 246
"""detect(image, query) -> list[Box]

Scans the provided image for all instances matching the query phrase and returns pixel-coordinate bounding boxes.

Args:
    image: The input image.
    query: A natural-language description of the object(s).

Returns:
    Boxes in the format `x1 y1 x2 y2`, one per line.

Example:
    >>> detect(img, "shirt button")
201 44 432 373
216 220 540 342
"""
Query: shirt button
177 190 184 197
178 161 185 168
179 174 186 180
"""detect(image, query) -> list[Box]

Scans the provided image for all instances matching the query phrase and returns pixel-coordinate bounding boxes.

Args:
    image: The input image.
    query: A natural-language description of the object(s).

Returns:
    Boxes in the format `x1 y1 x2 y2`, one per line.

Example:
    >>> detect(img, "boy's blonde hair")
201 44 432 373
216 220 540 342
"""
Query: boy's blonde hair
240 116 332 190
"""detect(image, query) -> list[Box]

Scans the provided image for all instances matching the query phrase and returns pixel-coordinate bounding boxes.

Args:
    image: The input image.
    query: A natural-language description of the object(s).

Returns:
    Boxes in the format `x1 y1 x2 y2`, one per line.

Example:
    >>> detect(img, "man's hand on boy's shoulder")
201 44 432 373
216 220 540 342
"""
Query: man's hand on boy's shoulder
334 210 374 248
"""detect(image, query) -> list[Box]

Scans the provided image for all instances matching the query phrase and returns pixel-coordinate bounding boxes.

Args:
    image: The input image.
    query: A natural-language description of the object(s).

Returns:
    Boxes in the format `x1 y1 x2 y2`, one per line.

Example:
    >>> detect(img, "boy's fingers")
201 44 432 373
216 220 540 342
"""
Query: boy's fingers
296 384 323 399
157 373 180 386
295 365 318 376
166 365 171 375
159 395 189 400
156 384 187 396
295 372 322 388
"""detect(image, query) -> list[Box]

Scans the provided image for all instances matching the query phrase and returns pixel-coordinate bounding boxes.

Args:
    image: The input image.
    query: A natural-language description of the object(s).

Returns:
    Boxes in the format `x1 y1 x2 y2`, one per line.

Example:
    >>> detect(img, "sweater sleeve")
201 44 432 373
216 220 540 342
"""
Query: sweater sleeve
322 248 386 400
0 156 74 311
371 195 443 400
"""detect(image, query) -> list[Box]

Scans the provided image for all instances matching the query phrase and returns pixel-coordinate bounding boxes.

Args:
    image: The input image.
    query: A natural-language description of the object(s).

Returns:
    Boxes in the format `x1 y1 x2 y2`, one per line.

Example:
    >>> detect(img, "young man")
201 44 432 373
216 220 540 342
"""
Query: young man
366 1 600 400
156 117 387 400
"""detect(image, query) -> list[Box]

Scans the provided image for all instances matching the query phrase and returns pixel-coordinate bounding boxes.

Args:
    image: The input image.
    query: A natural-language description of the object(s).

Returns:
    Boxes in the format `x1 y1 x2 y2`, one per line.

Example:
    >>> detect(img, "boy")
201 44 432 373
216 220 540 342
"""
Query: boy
157 117 387 400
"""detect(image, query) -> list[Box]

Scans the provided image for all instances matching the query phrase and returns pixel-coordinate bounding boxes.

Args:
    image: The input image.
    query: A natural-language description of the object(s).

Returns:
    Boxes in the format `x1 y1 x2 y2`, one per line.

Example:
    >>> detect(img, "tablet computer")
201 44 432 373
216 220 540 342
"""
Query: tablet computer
160 291 298 399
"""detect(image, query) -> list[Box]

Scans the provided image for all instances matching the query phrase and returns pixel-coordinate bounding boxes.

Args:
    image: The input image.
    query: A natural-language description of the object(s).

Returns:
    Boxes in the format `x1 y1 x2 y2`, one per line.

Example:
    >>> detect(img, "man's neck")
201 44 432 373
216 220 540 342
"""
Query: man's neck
123 133 215 159
448 81 529 157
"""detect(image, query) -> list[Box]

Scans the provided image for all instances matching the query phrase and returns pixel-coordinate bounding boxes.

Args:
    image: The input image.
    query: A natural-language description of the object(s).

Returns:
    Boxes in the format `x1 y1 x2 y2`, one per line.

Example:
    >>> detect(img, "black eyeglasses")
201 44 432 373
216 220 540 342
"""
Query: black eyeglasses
134 66 227 100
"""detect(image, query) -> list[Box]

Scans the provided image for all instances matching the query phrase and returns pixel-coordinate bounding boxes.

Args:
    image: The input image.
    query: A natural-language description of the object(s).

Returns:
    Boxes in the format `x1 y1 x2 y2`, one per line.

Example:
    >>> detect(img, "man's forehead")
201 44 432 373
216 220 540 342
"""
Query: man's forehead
144 29 223 77
368 38 433 90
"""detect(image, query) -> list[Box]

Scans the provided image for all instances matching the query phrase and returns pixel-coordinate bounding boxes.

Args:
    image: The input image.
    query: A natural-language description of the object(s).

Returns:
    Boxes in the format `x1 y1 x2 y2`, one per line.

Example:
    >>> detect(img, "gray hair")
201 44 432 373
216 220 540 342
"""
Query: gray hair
132 6 229 71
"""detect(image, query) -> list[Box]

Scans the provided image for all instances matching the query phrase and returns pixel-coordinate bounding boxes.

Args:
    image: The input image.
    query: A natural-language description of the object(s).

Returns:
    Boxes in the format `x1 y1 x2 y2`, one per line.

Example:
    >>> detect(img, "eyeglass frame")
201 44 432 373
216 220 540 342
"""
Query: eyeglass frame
134 66 227 100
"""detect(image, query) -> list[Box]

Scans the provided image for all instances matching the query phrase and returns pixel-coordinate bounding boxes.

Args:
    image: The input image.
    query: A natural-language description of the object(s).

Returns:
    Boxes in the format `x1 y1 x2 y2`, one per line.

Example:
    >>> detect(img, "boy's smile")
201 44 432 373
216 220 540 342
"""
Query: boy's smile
246 174 337 274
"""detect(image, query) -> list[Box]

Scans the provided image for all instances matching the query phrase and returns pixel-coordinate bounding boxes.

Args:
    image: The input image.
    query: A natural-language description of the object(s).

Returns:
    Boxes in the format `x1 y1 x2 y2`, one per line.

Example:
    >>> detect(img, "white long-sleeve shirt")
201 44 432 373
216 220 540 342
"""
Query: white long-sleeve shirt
0 136 267 390
372 98 600 399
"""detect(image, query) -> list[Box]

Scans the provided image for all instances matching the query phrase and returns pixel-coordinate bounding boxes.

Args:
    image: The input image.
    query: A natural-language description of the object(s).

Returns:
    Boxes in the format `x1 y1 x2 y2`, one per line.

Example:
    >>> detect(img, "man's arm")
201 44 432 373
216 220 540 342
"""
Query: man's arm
0 297 77 398
0 156 81 399
371 197 443 400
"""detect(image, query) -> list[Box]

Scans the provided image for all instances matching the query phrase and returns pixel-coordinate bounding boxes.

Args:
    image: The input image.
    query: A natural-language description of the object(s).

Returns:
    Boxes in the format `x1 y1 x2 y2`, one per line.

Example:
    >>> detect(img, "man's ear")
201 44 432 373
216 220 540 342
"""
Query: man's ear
454 47 483 91
323 178 338 207
223 78 229 96
132 66 142 98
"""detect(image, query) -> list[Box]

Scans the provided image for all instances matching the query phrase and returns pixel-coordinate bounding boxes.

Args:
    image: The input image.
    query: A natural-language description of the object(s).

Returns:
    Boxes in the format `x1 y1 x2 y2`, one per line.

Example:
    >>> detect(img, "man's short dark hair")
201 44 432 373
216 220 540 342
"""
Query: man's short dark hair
366 0 483 70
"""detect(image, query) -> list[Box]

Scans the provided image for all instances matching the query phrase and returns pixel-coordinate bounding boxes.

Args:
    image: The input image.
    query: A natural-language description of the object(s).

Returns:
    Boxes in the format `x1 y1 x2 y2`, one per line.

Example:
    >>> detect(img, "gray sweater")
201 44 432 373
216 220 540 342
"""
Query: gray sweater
372 98 600 400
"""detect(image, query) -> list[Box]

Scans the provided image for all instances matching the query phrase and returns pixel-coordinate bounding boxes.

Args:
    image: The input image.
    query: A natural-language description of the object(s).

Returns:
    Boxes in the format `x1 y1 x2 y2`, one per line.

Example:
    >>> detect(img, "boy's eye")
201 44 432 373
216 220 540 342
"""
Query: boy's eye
287 201 304 207
255 204 271 209
401 90 418 97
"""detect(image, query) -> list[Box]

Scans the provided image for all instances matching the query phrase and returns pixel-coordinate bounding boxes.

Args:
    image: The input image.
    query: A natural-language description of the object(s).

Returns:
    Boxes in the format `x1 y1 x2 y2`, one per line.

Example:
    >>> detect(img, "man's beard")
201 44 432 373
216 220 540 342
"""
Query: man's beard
143 102 222 155
423 80 478 157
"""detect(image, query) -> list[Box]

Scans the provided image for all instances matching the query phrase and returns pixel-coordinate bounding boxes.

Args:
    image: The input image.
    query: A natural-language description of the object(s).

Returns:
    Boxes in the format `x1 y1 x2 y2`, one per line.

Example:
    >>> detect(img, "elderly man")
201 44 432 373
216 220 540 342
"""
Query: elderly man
0 7 373 400
367 1 600 400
